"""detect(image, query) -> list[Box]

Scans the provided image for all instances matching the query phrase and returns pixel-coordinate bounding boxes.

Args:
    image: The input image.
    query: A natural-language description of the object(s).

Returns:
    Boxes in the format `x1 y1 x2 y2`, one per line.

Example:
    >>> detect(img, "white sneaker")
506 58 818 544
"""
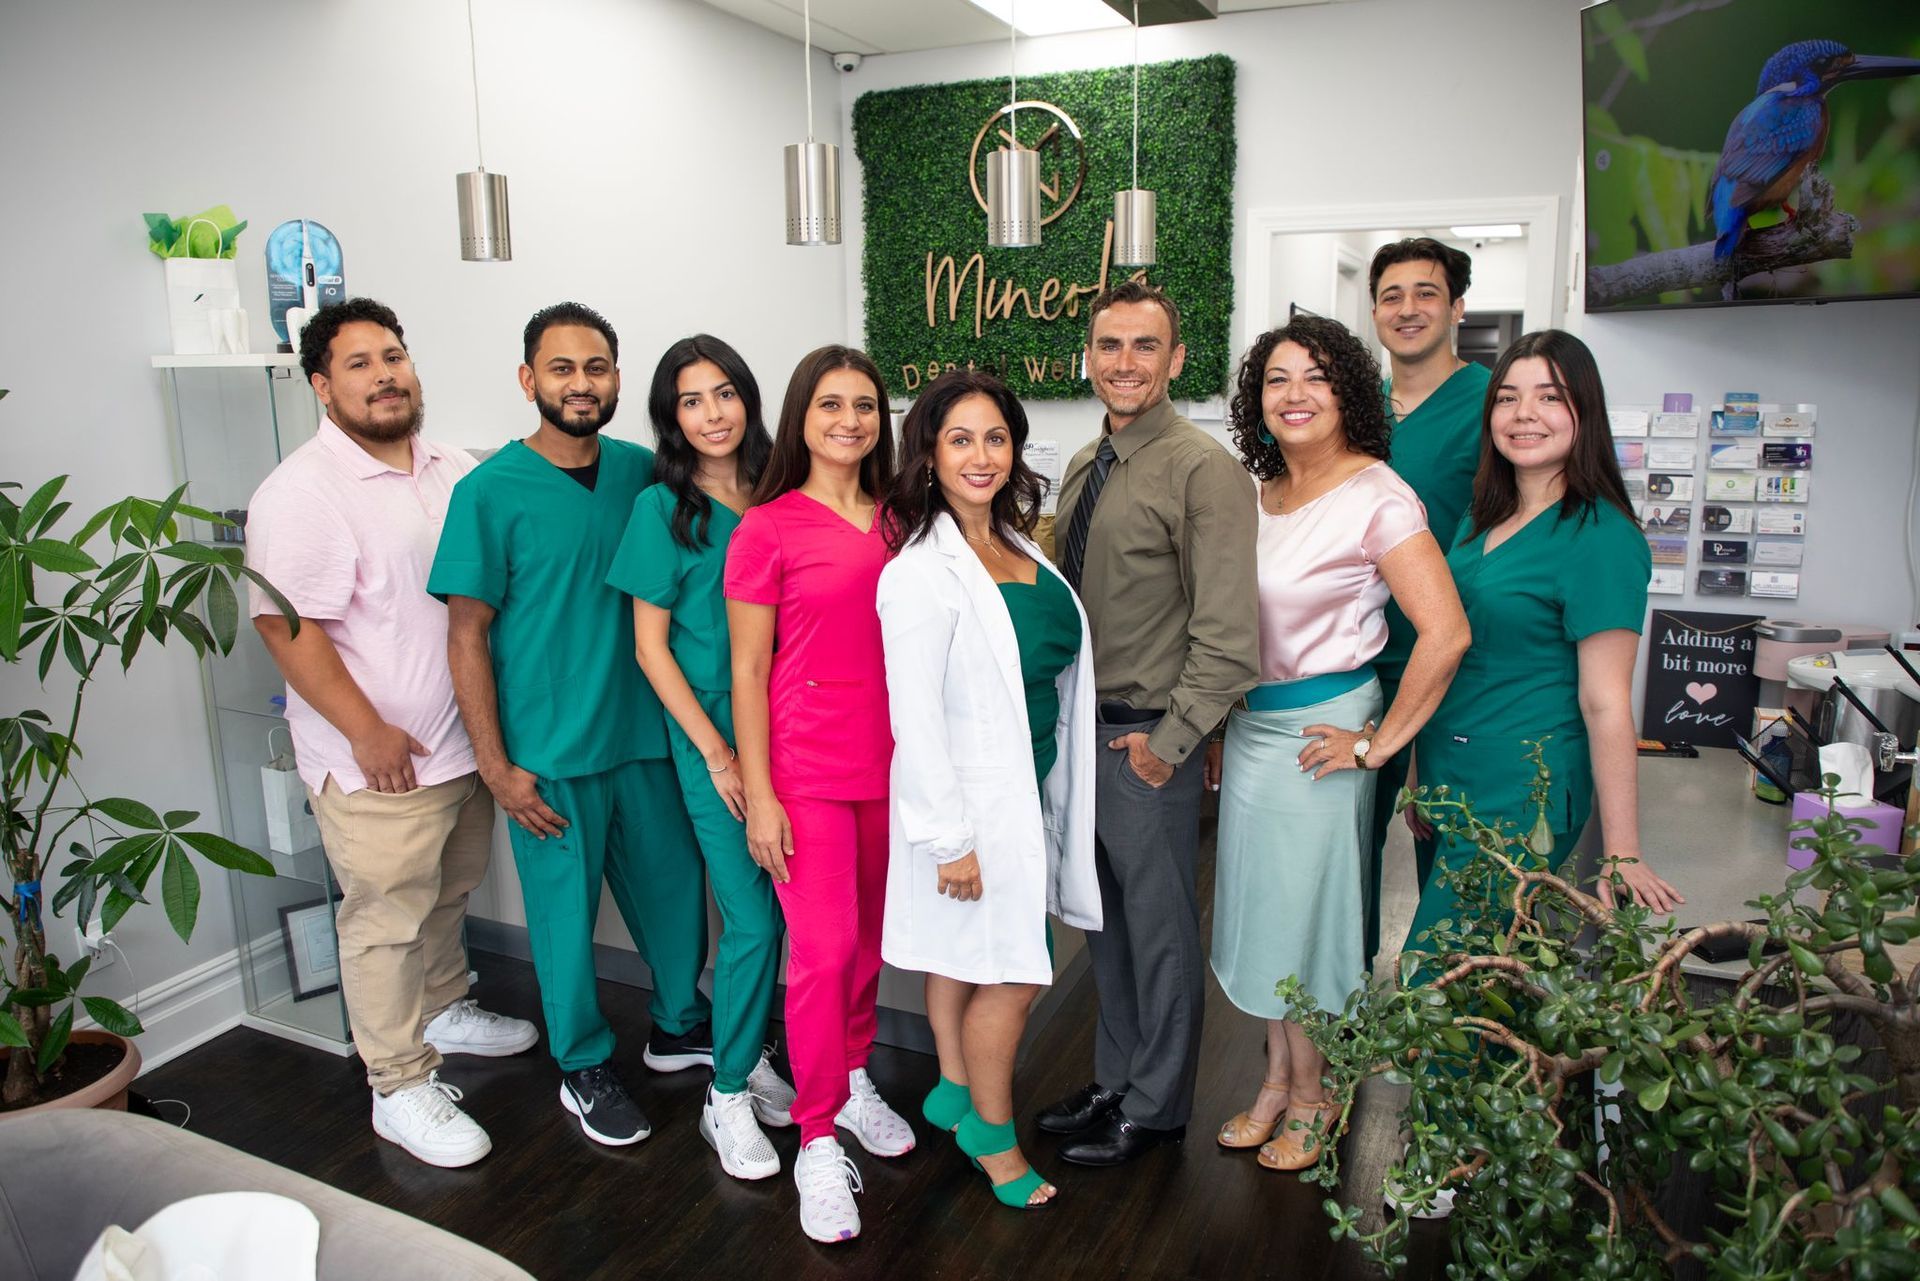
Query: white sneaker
1384 1177 1457 1220
423 998 538 1057
371 1073 491 1168
834 1067 915 1157
702 1085 781 1180
747 1049 797 1128
794 1136 863 1244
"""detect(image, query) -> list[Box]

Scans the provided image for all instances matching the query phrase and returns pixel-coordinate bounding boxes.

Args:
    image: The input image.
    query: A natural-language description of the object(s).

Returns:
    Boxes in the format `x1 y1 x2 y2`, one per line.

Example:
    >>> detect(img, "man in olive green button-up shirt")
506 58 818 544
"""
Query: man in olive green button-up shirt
1043 283 1259 1164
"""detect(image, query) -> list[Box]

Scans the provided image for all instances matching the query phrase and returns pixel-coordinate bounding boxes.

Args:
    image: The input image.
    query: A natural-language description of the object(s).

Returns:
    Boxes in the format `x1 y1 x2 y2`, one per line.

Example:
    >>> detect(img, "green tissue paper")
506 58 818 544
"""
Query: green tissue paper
144 205 247 259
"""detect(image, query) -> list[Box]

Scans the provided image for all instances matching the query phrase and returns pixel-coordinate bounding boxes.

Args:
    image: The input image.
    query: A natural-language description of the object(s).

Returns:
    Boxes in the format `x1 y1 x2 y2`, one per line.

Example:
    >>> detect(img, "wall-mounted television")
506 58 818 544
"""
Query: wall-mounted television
1581 0 1920 312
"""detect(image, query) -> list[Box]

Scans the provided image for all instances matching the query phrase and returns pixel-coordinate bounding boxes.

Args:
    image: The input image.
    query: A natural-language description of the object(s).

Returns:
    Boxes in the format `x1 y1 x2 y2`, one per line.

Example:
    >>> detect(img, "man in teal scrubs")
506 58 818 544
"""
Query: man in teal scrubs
1364 238 1490 968
433 303 711 1147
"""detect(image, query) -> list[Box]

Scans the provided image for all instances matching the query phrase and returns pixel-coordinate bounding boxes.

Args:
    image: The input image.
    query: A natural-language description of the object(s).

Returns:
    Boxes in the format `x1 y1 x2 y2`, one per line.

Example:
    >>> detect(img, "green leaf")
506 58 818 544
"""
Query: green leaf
36 1003 73 1074
156 541 242 567
205 571 238 651
16 477 66 535
0 552 27 661
239 566 299 637
180 829 275 876
81 995 144 1038
99 886 138 933
160 843 201 942
163 809 198 828
92 797 163 829
0 1008 27 1048
71 499 120 552
1637 1078 1672 1112
21 538 98 573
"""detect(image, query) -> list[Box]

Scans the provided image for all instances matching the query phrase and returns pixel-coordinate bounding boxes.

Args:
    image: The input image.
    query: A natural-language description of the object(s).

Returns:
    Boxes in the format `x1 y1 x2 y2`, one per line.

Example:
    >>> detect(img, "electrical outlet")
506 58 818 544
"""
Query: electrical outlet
76 920 114 969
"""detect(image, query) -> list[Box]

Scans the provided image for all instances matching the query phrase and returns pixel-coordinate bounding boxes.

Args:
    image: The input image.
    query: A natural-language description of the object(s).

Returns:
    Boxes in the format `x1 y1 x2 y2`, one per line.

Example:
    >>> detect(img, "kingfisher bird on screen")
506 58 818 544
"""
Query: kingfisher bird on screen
1709 40 1920 261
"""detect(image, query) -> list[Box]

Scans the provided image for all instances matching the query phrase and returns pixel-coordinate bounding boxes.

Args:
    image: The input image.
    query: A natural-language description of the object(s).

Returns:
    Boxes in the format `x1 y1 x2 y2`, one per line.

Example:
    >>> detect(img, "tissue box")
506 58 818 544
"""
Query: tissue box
1787 793 1905 868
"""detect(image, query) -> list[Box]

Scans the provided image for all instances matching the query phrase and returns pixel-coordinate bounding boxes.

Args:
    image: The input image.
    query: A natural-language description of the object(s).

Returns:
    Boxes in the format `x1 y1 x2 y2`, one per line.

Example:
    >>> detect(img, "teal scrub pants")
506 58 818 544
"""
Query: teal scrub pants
509 758 711 1072
665 690 784 1095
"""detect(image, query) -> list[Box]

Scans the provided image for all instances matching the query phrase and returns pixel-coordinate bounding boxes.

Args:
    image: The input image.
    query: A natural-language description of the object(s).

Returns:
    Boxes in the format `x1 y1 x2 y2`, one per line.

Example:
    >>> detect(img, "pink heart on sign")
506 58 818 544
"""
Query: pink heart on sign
1685 681 1718 704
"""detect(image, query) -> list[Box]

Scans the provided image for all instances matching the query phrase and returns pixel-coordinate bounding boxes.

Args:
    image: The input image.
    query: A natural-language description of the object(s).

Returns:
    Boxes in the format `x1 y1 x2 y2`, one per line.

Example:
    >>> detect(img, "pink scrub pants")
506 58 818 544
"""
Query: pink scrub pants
775 793 890 1142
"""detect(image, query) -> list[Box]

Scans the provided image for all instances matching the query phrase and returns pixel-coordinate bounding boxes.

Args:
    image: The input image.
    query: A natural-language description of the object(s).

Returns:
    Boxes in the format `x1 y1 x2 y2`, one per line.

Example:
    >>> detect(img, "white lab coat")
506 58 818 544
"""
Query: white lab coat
877 512 1100 986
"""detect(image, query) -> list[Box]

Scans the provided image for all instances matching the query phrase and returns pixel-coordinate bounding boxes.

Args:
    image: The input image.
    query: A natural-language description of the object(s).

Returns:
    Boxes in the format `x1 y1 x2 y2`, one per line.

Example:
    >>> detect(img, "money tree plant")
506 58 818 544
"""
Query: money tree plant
2 430 296 1107
1279 747 1920 1280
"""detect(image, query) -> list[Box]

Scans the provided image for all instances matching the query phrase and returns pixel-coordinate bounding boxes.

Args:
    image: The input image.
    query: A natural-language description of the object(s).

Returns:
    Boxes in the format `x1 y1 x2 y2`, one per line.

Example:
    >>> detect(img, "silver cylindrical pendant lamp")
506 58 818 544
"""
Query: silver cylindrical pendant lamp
785 141 842 246
457 169 512 262
1113 188 1156 267
784 0 842 246
987 147 1043 248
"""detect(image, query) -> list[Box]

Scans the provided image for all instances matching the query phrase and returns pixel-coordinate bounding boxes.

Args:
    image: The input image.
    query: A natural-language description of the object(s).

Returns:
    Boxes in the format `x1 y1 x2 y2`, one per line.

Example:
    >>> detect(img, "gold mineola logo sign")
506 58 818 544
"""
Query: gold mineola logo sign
901 100 1147 394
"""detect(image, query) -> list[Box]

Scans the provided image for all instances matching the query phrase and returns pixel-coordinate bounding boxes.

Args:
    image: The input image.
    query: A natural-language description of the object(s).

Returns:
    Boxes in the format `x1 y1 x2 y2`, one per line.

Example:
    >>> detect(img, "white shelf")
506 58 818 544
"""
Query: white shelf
151 353 300 369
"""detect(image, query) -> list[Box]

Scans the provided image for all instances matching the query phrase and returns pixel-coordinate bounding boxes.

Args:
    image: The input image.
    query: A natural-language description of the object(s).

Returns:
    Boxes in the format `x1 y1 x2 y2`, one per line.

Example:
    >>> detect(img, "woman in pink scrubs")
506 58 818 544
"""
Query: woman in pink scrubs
725 345 911 1245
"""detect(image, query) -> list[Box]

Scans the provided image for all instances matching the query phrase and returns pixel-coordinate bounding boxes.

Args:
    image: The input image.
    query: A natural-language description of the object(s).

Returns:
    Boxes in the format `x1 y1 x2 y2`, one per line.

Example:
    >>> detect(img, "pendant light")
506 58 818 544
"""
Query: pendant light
985 0 1042 248
1113 0 1156 267
455 0 511 262
784 0 842 246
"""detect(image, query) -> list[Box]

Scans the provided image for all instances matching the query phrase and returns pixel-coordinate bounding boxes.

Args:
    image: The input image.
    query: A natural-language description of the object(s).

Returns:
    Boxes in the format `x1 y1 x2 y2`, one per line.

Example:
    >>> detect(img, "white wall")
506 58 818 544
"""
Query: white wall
0 0 849 1061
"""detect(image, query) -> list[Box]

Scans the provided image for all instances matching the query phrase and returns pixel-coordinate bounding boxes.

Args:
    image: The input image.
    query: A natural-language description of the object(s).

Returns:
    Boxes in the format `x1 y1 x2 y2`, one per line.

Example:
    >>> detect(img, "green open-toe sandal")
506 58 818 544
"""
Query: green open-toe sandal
922 1076 971 1133
957 1110 1054 1209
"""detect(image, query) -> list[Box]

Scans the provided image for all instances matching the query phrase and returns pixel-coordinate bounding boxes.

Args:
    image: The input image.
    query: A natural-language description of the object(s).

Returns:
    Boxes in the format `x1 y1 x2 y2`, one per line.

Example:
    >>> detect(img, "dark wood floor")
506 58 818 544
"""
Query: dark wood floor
142 834 1453 1280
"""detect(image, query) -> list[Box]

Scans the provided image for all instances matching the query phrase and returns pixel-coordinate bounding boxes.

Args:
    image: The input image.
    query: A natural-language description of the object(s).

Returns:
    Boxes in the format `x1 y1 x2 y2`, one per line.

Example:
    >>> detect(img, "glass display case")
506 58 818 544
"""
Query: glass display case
154 354 352 1053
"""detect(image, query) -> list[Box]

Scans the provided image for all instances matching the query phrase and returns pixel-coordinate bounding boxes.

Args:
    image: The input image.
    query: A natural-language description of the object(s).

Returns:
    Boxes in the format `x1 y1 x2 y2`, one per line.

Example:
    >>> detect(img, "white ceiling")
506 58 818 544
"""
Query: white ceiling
698 0 1348 57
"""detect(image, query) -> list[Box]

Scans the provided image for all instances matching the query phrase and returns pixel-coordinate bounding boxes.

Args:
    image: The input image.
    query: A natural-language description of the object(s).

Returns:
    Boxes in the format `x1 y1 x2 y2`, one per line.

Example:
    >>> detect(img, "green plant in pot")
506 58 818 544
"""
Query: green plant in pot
2 395 296 1108
1278 745 1920 1280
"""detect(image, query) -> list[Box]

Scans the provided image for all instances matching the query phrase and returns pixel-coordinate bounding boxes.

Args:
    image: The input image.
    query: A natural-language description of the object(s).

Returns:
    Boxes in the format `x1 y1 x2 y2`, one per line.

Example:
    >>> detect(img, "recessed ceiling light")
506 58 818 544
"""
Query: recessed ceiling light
965 0 1128 37
1449 224 1524 239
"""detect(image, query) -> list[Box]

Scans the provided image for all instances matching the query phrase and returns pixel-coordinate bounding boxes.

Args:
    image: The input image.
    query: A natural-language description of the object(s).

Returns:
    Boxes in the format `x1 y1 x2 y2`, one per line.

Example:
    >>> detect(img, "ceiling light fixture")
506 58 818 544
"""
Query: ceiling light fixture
1112 0 1155 267
985 0 1042 248
784 0 842 246
456 0 511 262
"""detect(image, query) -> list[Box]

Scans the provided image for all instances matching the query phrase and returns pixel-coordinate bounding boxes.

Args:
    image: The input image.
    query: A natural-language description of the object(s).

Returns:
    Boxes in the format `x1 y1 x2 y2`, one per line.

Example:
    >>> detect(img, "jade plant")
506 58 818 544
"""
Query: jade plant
2 427 296 1106
1278 745 1920 1280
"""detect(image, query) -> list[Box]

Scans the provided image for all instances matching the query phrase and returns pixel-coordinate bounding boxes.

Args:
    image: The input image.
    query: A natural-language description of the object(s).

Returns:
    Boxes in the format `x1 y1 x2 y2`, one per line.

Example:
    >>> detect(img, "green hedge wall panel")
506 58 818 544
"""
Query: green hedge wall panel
853 54 1235 402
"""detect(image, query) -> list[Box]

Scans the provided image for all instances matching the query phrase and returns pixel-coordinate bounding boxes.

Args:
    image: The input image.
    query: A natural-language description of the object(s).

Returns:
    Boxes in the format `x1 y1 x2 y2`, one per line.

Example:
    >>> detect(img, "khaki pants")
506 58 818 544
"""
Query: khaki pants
307 772 495 1094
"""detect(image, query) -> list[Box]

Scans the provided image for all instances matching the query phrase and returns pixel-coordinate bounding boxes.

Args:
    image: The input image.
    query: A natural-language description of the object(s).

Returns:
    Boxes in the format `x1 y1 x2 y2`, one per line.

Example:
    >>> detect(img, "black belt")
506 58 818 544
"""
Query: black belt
1098 701 1162 726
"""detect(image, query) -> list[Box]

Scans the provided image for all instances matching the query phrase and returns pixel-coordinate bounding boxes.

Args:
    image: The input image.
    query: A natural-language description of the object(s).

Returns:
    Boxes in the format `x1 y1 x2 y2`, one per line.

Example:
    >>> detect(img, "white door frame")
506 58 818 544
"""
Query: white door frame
1242 196 1562 356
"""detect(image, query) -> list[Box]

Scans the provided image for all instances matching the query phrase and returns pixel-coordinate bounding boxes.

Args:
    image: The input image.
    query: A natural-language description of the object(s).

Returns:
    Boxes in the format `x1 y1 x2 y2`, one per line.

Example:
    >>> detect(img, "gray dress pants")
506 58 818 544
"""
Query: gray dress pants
1086 711 1209 1129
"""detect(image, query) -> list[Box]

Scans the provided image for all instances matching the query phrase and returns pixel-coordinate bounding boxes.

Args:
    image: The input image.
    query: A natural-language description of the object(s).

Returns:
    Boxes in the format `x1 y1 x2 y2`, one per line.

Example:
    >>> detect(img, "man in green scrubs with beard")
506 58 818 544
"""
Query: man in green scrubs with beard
1364 238 1490 967
432 303 711 1148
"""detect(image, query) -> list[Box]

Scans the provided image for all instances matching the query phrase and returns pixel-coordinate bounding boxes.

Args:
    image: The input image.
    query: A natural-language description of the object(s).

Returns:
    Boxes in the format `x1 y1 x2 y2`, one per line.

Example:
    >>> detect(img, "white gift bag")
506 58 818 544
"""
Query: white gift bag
261 728 321 856
163 219 241 354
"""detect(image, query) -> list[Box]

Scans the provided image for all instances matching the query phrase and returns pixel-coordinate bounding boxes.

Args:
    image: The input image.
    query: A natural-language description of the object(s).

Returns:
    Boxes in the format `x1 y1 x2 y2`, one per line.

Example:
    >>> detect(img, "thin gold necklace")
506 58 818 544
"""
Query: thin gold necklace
963 529 1005 559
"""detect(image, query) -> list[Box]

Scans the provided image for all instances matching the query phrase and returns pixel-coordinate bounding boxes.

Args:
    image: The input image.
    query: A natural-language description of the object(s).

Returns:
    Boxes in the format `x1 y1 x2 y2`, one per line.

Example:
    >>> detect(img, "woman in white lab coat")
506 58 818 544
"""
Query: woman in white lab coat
877 370 1099 1211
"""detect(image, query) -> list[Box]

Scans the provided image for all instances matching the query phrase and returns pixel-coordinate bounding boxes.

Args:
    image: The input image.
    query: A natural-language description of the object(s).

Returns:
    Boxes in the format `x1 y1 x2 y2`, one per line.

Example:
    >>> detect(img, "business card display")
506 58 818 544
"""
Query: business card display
1647 442 1696 470
1615 441 1645 469
1753 539 1803 568
1701 538 1749 565
1762 407 1815 437
1608 408 1650 438
1646 473 1695 501
1761 441 1812 470
1755 508 1806 535
1705 473 1757 502
1648 535 1687 565
1701 504 1752 534
1639 503 1691 532
1696 569 1748 597
1749 571 1800 600
1757 475 1809 503
1648 566 1684 595
1711 409 1760 435
1708 442 1758 470
1651 411 1701 438
1624 476 1647 501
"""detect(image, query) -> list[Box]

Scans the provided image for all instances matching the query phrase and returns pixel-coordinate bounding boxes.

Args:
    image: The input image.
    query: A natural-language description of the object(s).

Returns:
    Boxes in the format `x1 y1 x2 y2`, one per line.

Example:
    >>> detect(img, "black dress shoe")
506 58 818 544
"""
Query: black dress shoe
1057 1112 1185 1166
1036 1082 1125 1135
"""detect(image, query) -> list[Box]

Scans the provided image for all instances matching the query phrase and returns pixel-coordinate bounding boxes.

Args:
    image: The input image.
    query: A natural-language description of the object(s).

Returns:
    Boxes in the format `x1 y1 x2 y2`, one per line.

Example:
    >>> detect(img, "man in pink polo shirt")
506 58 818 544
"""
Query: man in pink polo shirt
248 298 536 1168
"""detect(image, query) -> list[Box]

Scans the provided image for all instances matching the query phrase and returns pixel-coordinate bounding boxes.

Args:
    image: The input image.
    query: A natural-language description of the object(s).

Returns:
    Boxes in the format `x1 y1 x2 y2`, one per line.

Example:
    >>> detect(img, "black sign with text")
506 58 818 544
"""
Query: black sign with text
1641 610 1762 749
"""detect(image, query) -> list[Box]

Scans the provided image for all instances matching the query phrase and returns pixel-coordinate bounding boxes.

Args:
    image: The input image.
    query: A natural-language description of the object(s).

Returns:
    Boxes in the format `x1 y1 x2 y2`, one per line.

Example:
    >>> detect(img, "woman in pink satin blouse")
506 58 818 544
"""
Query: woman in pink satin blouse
1203 316 1470 1173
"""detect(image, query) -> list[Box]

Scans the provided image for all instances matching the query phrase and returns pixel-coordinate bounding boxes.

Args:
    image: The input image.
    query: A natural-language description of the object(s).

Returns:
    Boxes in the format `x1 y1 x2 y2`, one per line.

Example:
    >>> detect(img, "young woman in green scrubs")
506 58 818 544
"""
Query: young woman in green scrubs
606 335 796 1181
1407 329 1684 951
1394 330 1684 1217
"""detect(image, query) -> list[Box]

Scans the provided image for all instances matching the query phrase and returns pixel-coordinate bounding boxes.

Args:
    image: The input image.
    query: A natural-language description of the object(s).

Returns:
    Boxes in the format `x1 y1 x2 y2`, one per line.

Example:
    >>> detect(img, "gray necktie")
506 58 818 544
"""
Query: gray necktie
1060 436 1117 592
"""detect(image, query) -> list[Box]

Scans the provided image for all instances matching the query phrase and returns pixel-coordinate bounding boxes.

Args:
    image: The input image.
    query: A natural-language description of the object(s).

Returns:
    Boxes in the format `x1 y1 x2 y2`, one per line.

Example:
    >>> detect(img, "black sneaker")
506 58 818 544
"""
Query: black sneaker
643 1020 715 1073
559 1063 651 1146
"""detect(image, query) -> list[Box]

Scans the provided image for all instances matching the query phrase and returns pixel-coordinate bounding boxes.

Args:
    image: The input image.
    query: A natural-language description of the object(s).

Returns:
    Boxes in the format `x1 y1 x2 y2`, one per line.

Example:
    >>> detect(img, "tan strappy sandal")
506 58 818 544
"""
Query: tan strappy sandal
1217 1081 1291 1149
1257 1098 1343 1171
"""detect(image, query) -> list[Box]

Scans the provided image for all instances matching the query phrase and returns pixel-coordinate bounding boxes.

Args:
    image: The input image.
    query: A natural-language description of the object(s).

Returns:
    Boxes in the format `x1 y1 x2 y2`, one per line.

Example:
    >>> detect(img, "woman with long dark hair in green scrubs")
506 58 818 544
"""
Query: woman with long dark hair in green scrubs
1393 329 1685 1219
606 335 797 1181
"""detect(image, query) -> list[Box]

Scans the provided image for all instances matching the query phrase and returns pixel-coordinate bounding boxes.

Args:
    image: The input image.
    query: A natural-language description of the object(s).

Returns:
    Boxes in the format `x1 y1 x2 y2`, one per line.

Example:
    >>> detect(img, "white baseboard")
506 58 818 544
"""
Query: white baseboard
74 946 247 1075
